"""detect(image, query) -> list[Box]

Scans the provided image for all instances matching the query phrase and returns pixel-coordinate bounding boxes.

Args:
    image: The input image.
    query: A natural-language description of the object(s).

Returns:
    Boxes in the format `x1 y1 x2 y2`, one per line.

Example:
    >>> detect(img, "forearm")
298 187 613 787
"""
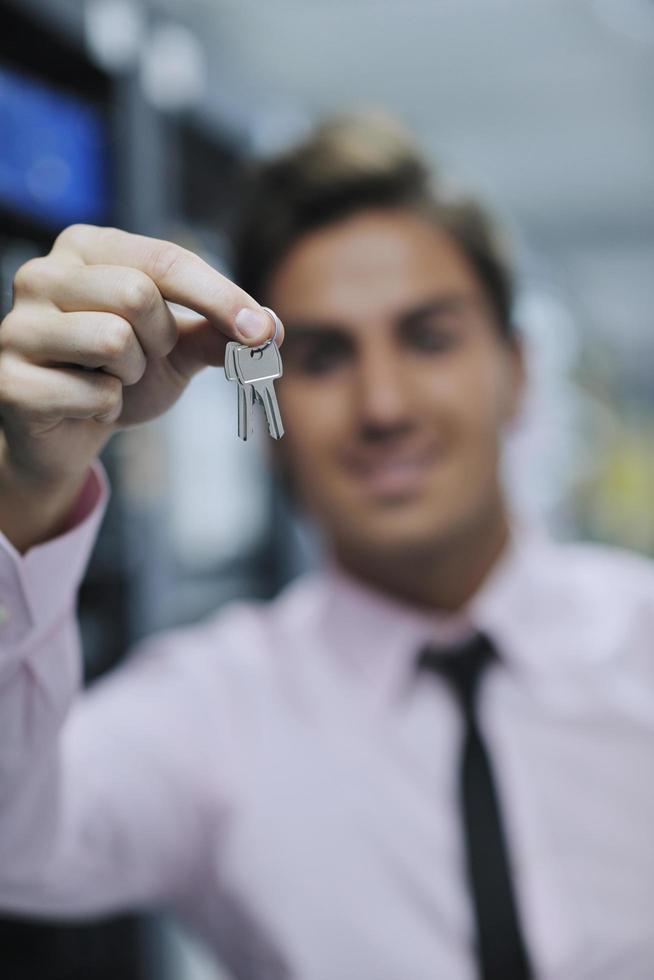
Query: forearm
0 468 103 911
0 611 83 891
0 467 205 917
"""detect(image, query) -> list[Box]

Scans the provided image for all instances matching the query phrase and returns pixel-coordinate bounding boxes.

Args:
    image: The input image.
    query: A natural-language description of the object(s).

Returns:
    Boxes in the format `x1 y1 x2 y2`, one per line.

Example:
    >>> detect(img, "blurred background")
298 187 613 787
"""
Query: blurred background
0 0 653 976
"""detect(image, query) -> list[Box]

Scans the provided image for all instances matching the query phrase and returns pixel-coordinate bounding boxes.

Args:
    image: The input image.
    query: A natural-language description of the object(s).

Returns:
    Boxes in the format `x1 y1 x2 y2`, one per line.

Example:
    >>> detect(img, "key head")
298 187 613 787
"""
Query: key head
224 341 239 382
234 342 283 385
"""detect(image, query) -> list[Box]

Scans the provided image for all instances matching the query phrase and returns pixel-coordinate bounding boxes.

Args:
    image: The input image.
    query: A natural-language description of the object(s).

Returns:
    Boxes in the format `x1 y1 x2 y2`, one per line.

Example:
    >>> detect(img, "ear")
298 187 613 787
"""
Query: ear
502 331 526 425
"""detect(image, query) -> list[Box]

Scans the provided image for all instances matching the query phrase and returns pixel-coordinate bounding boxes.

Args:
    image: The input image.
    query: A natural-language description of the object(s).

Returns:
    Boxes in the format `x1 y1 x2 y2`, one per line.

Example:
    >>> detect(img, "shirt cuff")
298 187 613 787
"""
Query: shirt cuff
0 462 109 652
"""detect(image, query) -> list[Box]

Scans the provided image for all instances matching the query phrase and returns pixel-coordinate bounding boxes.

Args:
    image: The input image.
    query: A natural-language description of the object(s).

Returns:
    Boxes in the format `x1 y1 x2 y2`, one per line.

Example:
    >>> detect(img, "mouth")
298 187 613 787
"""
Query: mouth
340 442 444 500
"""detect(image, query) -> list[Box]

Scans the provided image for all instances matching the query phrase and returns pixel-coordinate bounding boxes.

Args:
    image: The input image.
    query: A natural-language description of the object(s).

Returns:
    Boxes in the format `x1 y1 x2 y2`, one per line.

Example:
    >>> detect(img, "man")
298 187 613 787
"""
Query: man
0 115 652 980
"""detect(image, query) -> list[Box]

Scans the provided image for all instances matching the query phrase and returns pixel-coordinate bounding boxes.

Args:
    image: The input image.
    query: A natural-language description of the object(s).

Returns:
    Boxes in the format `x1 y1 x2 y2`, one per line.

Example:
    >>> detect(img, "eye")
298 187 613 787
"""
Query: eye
402 319 460 353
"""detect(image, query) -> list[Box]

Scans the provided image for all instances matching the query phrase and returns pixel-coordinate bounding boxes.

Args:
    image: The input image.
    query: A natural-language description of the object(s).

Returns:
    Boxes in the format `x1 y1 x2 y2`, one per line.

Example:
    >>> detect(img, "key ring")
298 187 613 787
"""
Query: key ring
259 307 282 350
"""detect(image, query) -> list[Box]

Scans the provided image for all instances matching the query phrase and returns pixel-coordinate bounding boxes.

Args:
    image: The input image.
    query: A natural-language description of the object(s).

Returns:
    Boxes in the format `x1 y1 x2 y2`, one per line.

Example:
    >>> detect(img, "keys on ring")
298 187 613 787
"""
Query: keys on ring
224 307 284 441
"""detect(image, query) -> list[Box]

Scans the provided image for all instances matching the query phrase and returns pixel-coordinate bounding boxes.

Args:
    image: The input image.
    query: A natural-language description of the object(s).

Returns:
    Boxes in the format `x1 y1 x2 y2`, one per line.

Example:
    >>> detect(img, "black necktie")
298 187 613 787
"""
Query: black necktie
418 632 533 980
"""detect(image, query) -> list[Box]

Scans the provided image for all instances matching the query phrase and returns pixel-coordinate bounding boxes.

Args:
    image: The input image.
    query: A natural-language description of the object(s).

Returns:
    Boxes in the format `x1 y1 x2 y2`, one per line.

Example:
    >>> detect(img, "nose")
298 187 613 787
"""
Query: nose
354 340 414 436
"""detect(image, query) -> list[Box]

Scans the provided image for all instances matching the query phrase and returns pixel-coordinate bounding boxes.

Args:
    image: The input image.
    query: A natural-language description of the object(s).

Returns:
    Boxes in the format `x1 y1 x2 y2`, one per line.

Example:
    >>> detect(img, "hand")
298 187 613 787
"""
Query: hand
0 225 282 550
0 224 282 487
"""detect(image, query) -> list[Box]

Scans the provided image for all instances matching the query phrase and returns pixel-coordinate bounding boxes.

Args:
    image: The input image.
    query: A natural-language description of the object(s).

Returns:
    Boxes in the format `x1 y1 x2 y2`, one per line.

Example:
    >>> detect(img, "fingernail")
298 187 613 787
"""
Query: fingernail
235 307 270 341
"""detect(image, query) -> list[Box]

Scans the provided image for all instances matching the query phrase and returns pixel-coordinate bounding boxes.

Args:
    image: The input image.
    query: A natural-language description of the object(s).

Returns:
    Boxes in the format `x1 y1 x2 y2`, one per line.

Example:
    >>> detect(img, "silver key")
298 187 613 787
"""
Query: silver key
225 341 254 440
234 342 284 439
237 383 255 440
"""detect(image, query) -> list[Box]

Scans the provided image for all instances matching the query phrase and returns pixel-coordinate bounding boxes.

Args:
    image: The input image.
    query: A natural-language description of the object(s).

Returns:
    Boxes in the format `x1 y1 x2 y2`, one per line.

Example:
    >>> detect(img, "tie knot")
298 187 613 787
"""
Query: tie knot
418 631 497 710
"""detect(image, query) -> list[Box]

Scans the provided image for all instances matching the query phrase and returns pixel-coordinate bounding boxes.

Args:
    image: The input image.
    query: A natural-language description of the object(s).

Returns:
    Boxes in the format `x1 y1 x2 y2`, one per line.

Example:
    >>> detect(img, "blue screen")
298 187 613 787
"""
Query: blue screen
0 66 110 228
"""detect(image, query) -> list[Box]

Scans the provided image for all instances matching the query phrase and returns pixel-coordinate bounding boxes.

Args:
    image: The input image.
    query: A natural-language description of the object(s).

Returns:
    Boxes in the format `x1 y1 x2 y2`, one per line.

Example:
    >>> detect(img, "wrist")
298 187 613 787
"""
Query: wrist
0 453 91 554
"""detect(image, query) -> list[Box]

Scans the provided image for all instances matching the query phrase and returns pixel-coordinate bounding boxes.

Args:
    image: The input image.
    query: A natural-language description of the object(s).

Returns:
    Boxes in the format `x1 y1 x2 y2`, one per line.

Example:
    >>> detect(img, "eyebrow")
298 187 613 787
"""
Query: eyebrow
398 293 477 325
283 293 478 338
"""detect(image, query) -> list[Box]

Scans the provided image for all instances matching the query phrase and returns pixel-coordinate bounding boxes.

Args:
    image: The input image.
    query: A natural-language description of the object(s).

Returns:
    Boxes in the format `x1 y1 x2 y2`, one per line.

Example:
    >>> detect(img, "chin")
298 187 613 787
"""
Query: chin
334 504 462 564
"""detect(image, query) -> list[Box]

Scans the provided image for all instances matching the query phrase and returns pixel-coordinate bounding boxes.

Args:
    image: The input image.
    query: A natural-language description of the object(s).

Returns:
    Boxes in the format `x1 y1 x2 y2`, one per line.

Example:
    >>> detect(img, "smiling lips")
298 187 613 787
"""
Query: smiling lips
341 442 445 499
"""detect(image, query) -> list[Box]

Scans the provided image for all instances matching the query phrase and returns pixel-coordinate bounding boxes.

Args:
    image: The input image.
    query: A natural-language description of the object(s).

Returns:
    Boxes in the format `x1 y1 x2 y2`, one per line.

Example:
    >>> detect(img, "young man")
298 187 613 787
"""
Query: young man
0 116 652 980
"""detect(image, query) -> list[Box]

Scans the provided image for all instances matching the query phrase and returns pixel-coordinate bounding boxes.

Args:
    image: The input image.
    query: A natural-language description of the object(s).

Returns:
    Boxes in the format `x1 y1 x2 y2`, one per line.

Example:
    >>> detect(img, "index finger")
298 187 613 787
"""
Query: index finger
53 224 282 347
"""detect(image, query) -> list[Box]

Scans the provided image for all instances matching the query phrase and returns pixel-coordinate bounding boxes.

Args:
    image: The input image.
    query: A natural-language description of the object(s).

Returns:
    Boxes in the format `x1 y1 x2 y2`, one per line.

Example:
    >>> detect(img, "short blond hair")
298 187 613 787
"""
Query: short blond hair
233 113 515 339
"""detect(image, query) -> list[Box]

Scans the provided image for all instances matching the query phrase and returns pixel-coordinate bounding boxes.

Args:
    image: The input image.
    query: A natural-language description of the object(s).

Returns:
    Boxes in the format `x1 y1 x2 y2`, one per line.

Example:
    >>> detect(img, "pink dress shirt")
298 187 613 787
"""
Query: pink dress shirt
0 466 653 979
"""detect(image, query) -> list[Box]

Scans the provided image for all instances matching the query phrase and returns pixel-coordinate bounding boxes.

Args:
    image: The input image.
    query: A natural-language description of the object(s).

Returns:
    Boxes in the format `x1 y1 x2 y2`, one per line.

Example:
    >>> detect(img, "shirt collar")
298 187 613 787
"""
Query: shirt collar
317 521 549 698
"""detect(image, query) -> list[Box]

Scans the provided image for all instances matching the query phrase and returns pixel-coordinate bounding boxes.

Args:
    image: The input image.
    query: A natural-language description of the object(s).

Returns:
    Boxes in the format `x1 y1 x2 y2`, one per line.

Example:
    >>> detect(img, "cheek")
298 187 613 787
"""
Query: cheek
276 379 354 515
418 350 512 445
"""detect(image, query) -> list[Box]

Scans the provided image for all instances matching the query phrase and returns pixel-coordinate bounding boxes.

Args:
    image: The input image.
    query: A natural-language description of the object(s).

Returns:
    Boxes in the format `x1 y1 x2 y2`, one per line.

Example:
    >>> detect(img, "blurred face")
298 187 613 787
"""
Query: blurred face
265 208 523 567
